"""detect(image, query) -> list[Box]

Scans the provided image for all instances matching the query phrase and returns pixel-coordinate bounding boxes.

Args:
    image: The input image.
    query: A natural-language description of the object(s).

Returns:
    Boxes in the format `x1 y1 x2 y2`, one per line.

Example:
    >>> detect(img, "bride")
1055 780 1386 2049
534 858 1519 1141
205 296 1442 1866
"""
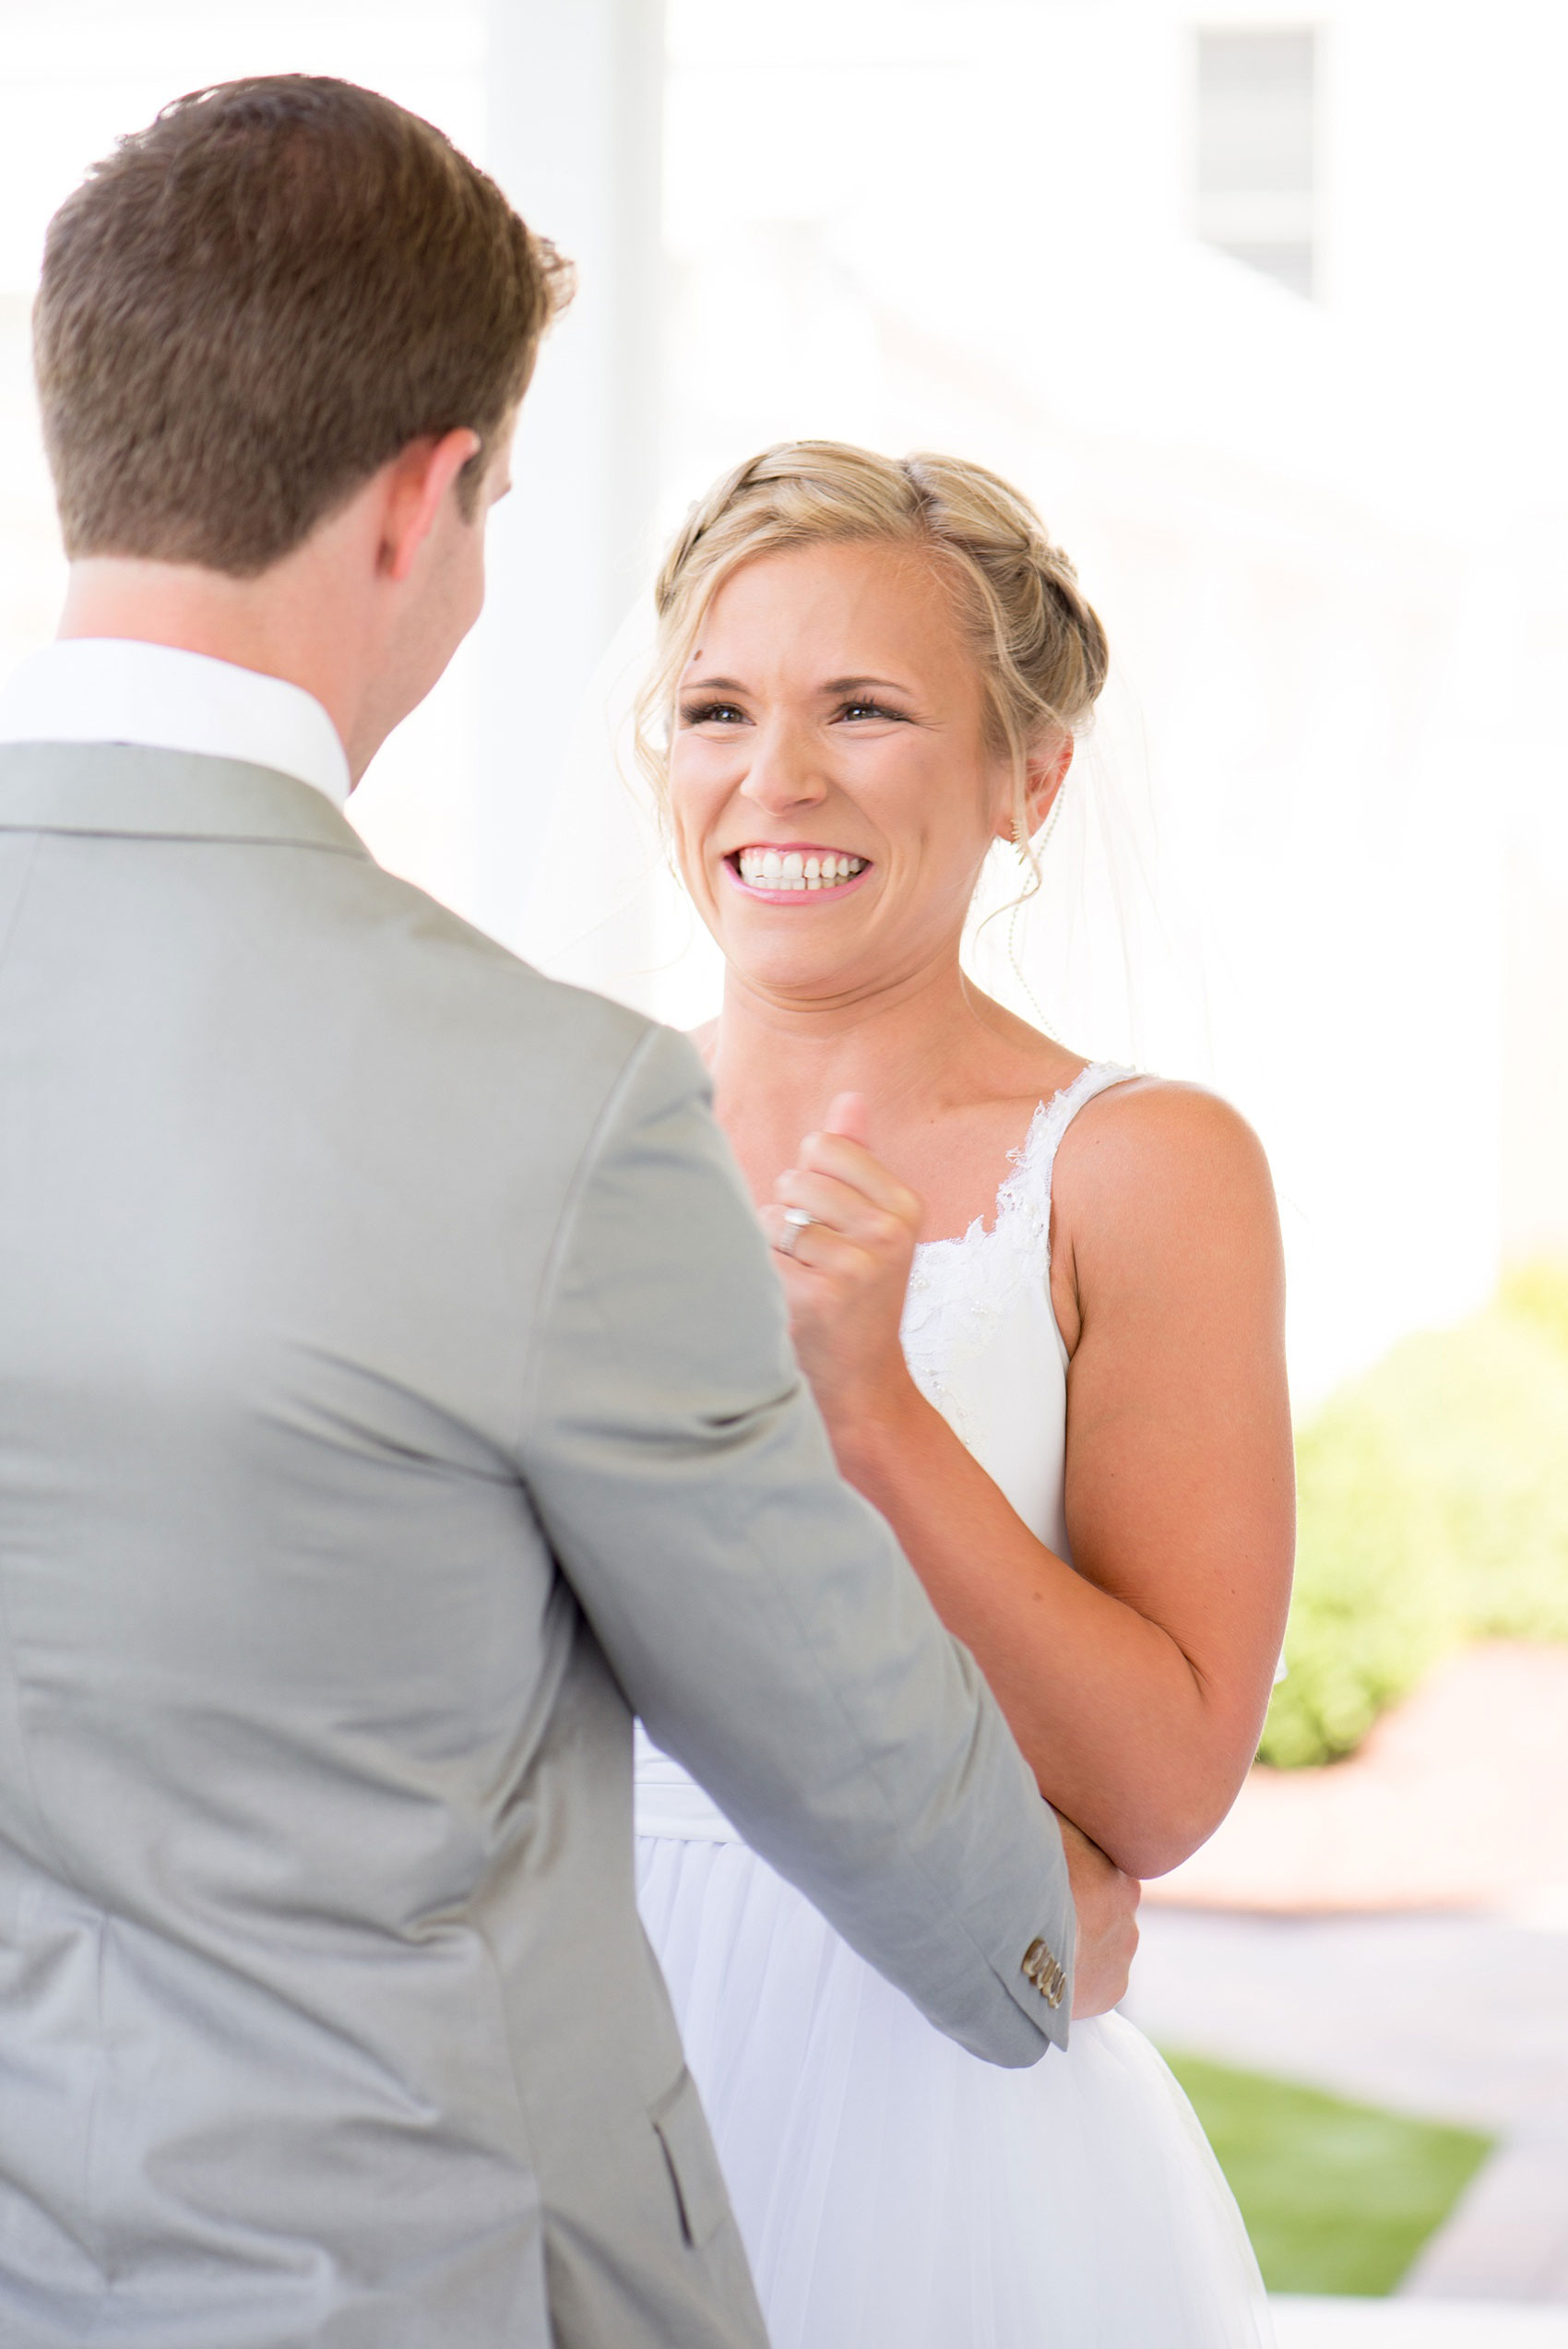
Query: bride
631 441 1293 2346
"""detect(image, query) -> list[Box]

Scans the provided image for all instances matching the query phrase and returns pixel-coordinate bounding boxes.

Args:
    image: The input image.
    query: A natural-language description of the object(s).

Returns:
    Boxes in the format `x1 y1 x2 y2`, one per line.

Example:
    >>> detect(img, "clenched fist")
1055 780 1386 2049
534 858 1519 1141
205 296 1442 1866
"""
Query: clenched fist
1056 1809 1141 2019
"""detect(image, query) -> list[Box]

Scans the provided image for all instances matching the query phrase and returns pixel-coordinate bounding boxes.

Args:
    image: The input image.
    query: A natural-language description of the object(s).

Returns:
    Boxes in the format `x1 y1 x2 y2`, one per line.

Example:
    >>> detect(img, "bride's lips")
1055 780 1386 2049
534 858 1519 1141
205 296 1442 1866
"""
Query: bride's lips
723 843 873 904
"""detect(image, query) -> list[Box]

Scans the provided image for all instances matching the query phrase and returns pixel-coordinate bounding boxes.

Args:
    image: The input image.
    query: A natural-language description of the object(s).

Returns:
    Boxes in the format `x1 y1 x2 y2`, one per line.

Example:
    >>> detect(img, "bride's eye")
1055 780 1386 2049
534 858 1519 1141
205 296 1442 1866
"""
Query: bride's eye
680 700 749 728
838 698 908 724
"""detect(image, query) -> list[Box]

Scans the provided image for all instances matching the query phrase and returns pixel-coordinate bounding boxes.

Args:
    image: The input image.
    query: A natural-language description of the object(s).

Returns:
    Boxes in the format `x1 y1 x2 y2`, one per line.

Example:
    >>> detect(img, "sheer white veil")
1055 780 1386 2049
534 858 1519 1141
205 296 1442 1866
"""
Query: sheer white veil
964 660 1215 1079
516 603 1214 1082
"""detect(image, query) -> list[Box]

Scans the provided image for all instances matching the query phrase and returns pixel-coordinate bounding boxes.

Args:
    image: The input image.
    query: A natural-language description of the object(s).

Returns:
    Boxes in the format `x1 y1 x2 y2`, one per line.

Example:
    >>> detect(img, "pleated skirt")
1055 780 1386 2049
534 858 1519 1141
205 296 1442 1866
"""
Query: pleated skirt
638 1828 1276 2349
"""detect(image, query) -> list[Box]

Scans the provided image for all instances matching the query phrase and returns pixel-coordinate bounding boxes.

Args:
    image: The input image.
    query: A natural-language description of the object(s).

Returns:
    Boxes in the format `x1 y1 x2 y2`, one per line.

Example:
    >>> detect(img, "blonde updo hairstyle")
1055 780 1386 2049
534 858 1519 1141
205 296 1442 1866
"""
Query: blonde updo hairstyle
636 439 1110 870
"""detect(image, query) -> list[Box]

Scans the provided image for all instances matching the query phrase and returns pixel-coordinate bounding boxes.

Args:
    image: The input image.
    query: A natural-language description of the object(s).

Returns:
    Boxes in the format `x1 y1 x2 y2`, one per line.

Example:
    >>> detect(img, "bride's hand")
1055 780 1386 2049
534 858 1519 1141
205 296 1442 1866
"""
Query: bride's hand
761 1093 925 1437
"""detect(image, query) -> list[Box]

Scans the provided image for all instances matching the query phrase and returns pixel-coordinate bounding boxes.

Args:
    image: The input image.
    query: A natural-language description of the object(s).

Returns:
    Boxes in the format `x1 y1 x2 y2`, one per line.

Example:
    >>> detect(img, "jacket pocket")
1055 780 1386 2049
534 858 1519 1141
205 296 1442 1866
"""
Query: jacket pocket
649 2067 731 2250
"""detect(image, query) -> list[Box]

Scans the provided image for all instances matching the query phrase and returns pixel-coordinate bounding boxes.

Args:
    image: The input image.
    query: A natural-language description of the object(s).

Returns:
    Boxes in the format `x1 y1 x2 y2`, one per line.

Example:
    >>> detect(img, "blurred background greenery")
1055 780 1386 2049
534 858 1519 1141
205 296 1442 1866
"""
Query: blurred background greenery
1261 1259 1568 1770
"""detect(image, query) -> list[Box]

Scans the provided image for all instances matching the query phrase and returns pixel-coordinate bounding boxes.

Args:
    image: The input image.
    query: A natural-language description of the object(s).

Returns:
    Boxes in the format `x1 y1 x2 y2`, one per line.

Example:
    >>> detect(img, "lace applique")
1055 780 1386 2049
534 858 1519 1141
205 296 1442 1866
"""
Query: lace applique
898 1063 1136 1441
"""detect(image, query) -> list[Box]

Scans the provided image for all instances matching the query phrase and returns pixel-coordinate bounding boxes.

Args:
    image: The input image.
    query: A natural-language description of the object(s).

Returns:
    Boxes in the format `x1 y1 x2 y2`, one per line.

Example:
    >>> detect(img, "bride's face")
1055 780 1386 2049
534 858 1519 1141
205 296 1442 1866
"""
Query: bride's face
668 539 1013 1007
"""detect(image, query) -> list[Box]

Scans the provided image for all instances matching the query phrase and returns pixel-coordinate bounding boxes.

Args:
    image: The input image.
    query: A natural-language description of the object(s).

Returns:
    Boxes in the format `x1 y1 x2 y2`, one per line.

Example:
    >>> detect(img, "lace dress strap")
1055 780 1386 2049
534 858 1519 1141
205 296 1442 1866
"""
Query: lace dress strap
997 1061 1140 1265
898 1062 1139 1437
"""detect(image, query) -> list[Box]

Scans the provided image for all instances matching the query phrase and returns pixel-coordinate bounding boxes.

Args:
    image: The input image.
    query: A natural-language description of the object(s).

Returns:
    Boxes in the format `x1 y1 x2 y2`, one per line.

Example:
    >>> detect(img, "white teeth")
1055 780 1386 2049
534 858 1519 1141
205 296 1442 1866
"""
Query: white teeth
734 849 868 888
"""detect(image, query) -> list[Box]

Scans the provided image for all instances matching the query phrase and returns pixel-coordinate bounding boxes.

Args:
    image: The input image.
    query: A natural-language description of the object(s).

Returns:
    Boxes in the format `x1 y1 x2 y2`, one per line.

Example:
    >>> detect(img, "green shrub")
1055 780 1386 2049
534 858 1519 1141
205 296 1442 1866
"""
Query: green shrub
1258 1401 1459 1768
1260 1258 1568 1768
1359 1313 1568 1642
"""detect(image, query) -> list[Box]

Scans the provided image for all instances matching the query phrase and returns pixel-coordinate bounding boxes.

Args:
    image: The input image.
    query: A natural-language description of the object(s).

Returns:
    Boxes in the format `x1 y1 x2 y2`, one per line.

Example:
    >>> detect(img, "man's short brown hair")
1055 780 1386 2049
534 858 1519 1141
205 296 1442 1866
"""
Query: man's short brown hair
35 77 573 577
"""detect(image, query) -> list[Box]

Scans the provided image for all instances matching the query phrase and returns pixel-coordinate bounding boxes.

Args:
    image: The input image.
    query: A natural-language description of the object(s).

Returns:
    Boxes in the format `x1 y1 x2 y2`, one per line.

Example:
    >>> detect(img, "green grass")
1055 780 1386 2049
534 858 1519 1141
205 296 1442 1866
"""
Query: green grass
1162 2050 1494 2295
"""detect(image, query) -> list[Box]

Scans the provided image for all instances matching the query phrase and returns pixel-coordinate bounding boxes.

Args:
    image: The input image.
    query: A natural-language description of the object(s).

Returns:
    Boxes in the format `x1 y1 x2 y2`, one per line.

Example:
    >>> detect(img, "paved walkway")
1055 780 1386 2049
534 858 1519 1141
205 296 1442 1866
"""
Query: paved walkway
1125 1910 1568 2140
1403 2140 1568 2302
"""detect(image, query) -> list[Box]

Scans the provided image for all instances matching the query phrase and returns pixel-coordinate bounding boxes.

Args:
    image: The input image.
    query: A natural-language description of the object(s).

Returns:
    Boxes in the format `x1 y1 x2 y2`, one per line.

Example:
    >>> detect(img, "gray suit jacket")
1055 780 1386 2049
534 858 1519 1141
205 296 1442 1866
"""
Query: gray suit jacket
0 745 1073 2349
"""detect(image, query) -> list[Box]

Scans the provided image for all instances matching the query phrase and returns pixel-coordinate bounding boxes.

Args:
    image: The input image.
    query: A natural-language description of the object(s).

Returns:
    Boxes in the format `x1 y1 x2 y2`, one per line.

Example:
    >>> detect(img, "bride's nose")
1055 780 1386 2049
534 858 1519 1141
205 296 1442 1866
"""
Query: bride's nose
737 722 828 816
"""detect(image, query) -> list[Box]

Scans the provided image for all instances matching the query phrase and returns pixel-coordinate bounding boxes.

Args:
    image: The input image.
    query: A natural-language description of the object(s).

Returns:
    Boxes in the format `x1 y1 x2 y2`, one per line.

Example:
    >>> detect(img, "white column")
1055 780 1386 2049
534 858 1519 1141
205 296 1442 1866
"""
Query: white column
476 0 666 951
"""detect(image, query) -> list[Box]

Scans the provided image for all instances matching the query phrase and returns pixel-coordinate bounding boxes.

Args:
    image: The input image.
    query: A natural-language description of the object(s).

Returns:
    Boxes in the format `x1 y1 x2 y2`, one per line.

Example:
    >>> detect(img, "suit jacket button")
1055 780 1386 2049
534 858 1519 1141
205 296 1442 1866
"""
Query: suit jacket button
1021 1937 1066 2008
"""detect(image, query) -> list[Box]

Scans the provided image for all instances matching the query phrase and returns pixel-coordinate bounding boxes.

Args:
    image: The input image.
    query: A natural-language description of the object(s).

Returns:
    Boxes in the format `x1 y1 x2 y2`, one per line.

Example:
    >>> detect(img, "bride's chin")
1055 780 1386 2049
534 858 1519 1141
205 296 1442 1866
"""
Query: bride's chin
726 944 877 1006
712 900 890 1002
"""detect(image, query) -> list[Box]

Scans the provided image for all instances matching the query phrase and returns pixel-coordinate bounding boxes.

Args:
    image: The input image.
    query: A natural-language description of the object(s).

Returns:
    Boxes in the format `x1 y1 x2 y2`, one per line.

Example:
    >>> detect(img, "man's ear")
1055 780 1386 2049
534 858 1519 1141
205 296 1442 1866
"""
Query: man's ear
377 428 482 584
994 733 1075 846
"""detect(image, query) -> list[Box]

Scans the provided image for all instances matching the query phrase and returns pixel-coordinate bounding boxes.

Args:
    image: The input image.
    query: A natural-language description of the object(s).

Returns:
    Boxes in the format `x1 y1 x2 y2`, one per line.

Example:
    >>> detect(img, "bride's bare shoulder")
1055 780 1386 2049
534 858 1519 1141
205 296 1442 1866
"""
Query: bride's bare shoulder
1052 1076 1281 1296
1057 1073 1272 1189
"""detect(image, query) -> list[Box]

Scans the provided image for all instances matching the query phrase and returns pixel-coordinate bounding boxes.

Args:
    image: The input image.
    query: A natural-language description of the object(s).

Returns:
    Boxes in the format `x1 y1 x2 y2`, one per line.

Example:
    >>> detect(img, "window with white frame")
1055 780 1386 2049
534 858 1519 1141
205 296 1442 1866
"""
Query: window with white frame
1195 27 1317 298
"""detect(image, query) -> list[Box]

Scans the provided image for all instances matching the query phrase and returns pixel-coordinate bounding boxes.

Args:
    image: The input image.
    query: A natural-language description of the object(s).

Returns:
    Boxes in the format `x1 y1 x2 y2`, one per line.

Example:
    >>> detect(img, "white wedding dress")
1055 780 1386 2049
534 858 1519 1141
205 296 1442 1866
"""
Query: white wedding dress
636 1063 1275 2348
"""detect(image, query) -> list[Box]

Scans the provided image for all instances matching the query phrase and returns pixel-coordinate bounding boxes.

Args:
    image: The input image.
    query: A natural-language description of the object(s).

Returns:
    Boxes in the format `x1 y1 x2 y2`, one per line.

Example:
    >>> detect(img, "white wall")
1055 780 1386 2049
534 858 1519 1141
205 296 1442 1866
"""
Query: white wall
477 0 666 950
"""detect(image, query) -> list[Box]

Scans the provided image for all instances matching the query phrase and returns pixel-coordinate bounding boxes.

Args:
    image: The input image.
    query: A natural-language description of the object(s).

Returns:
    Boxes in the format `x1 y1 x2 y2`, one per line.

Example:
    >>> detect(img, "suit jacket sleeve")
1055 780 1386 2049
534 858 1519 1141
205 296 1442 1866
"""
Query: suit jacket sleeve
517 1022 1075 2063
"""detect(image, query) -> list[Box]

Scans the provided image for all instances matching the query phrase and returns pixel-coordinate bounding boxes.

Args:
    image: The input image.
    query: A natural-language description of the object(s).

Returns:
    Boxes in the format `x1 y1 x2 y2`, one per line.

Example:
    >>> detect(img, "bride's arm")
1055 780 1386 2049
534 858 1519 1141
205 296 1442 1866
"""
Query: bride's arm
766 1082 1293 1883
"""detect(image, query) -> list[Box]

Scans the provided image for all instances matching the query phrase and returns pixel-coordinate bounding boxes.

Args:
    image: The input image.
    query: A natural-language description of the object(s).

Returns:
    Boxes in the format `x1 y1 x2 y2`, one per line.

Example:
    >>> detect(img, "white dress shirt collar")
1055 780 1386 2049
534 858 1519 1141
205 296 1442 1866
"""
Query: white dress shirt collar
0 638 350 810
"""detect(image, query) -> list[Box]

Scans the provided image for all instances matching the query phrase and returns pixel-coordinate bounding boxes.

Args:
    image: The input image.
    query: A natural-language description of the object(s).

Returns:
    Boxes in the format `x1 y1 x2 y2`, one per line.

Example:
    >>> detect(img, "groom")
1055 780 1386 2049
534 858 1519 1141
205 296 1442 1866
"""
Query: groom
0 78 1135 2349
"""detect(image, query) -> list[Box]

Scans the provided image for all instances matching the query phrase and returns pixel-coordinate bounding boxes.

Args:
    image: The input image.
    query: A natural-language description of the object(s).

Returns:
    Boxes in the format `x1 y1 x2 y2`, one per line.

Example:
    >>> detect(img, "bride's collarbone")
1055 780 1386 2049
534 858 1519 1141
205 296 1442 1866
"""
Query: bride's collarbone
902 1088 1077 1246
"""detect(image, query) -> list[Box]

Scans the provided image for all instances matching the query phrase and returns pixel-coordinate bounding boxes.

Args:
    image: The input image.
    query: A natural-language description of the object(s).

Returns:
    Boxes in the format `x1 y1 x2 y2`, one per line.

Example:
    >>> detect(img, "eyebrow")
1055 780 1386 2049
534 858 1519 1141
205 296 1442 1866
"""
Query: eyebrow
679 674 917 698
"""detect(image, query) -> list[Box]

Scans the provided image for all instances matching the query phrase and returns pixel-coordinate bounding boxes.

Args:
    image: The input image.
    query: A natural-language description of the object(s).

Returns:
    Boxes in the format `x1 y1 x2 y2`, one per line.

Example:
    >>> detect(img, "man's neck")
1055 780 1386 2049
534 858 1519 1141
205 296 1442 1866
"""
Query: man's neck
58 553 369 771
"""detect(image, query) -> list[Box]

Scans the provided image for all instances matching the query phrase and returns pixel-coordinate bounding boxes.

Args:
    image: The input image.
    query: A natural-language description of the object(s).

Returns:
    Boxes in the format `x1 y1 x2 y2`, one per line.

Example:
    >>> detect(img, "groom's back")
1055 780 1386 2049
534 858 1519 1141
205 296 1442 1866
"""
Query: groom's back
0 748 705 2346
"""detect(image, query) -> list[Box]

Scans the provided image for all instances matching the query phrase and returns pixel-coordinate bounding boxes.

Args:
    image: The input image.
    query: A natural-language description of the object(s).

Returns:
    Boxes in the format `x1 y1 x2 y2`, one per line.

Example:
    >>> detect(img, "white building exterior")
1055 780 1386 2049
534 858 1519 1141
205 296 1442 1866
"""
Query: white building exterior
0 0 1562 1403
